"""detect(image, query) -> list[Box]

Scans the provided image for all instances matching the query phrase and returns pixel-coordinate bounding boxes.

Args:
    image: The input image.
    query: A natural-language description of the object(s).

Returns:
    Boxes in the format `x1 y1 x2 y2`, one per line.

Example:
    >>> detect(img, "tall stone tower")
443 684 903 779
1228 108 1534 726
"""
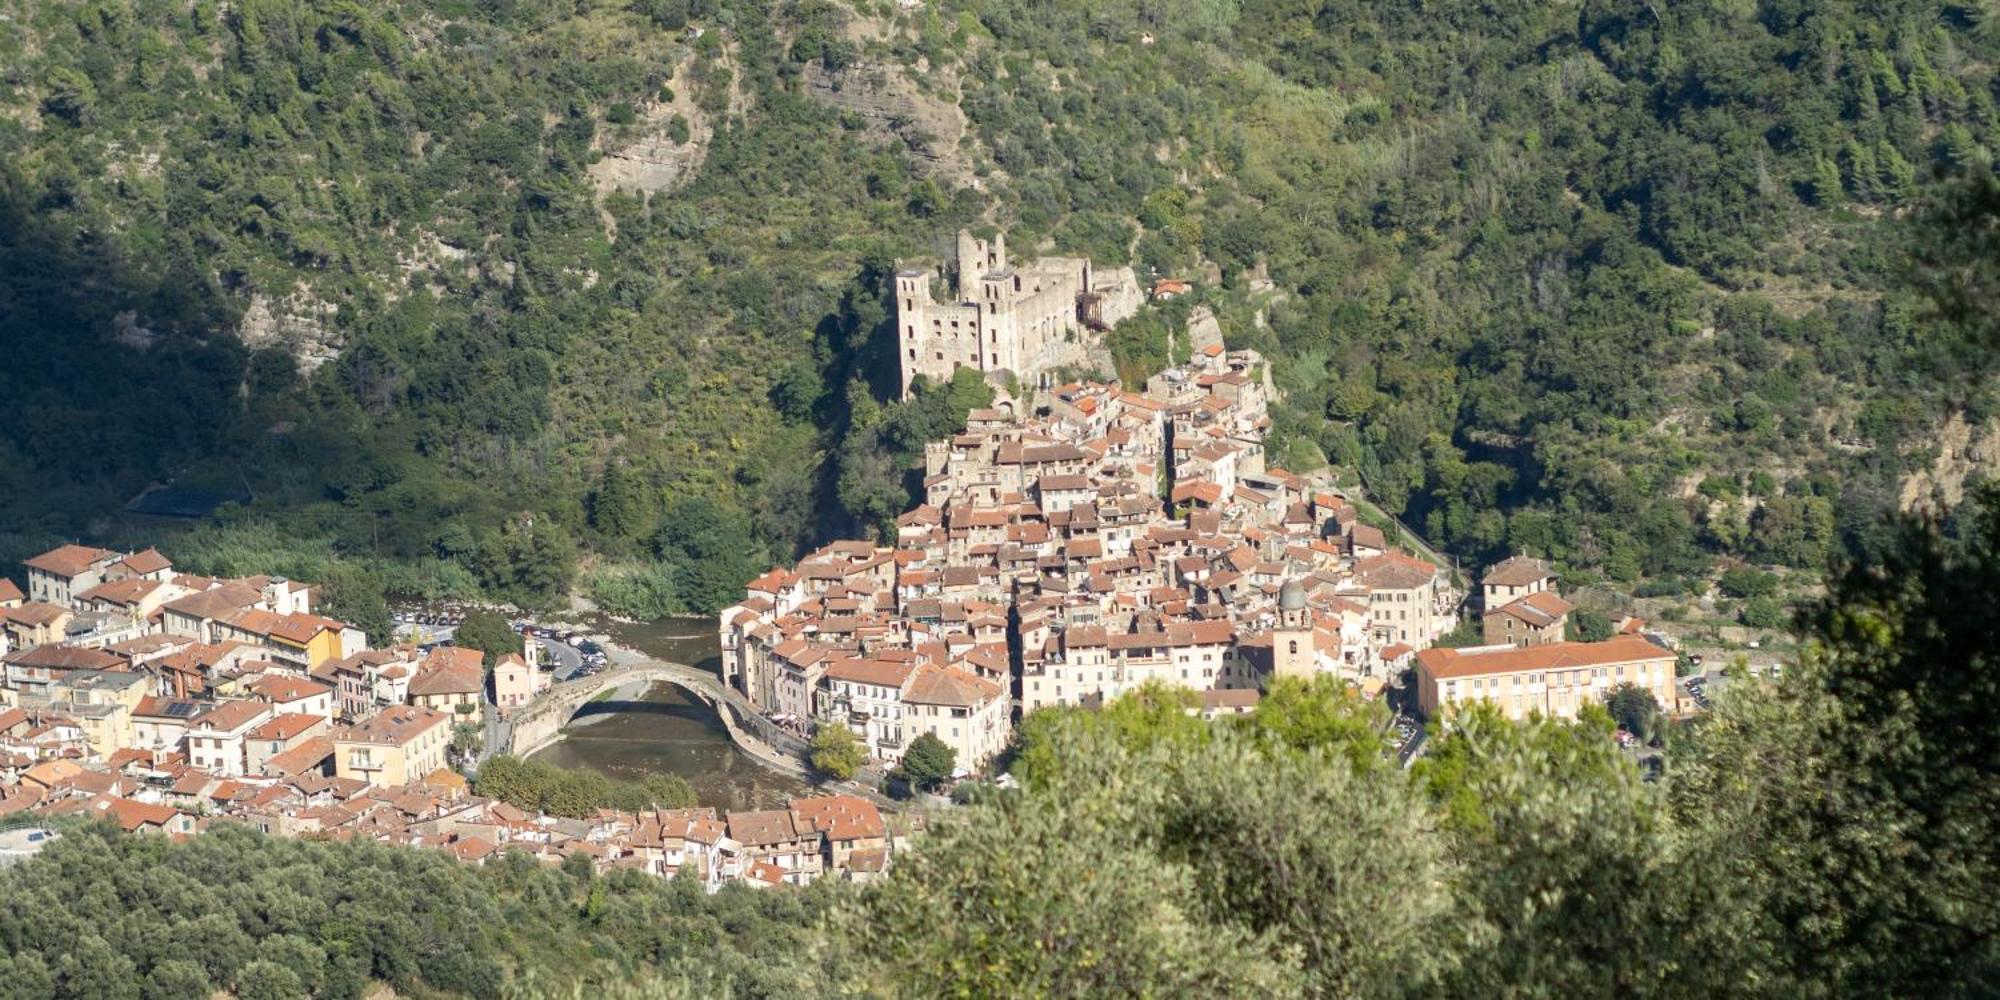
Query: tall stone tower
955 230 1007 300
1271 580 1315 681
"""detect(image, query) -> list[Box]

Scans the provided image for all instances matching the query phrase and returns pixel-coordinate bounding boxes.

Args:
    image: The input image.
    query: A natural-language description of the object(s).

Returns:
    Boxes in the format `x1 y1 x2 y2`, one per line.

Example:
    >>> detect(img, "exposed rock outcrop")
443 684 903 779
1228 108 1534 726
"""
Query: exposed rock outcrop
1901 412 2000 512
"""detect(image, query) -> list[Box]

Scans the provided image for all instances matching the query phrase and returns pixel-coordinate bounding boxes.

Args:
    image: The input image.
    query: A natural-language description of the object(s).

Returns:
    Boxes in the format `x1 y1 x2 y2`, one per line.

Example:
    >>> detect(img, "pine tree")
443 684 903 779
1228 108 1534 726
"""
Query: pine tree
1811 154 1845 205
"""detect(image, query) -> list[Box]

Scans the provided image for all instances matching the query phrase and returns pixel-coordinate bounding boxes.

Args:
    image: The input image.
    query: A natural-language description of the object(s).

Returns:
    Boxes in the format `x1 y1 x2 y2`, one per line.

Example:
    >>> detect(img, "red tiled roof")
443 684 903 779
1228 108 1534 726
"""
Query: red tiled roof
191 700 270 734
790 794 886 842
1415 635 1671 681
903 664 1000 708
822 658 913 690
728 809 800 848
248 675 332 704
24 545 119 578
248 713 326 741
1483 555 1555 588
263 736 334 777
118 549 174 575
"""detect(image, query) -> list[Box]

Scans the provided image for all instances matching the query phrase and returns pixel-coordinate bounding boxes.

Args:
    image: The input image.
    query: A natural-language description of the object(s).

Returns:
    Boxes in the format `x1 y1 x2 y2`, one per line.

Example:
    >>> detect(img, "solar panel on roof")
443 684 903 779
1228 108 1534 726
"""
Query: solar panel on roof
164 703 198 718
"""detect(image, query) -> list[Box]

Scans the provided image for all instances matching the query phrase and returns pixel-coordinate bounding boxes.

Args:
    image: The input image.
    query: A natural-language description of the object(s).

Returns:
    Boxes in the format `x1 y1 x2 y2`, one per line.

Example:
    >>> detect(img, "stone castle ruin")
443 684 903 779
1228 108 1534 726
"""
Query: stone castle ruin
894 230 1141 397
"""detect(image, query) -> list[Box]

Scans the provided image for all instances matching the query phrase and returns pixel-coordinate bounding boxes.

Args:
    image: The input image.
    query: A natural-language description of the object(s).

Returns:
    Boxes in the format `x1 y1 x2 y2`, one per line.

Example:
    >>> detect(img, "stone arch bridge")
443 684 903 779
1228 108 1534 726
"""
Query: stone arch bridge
503 659 811 774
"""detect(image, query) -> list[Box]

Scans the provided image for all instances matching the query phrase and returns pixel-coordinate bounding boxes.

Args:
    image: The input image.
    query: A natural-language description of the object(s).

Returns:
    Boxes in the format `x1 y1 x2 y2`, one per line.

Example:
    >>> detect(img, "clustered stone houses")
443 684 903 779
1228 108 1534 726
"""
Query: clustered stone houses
0 544 890 888
733 272 1695 762
2 742 898 886
722 341 1471 774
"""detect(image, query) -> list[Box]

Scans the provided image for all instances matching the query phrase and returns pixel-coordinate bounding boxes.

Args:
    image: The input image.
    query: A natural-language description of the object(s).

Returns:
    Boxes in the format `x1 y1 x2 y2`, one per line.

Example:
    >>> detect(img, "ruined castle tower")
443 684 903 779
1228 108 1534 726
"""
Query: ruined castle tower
895 229 1136 398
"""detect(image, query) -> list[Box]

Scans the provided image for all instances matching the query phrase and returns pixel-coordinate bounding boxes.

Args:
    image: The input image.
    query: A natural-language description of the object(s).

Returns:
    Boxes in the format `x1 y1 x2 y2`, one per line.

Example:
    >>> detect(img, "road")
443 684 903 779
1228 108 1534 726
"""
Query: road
1397 728 1427 769
538 635 585 680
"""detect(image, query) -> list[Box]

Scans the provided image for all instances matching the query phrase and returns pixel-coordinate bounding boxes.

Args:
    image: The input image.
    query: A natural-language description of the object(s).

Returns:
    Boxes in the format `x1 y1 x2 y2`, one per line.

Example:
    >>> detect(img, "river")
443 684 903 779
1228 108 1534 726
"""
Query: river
526 616 811 812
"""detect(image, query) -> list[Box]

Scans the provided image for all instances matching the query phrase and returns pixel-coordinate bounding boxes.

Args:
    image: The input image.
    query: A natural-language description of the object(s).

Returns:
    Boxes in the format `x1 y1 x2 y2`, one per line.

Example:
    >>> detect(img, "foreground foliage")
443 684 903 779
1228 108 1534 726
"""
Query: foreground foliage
0 822 837 1000
473 754 697 819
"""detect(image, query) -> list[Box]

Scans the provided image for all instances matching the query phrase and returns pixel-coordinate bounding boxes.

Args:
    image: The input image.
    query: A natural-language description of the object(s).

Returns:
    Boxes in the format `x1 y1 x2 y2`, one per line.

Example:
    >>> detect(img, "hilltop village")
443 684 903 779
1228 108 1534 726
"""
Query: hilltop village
721 232 1685 778
0 546 899 887
0 232 1686 888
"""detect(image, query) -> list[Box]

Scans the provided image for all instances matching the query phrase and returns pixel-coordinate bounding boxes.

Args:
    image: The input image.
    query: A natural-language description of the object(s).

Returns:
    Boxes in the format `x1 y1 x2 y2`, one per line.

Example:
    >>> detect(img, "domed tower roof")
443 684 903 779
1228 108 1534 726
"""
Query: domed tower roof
1278 580 1307 612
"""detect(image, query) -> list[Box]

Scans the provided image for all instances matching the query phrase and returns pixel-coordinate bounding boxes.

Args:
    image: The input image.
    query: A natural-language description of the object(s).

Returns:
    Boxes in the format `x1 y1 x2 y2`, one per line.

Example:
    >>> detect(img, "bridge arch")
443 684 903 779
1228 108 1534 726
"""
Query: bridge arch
503 661 811 776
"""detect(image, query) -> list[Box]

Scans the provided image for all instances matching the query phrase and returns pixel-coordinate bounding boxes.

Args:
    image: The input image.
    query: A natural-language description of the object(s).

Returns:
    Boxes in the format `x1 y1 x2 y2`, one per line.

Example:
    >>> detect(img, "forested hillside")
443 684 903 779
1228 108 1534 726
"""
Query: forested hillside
1 0 1995 615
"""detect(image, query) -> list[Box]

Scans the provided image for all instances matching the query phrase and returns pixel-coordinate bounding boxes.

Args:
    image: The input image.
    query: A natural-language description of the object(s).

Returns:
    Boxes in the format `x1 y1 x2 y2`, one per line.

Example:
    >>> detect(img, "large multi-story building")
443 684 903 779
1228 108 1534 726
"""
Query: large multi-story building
333 705 450 787
1413 635 1677 724
893 230 1139 397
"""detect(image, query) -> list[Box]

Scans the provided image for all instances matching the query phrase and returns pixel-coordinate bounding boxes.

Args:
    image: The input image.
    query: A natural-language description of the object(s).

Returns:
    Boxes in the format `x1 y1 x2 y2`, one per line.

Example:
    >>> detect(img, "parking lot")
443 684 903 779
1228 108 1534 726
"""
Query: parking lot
519 622 605 681
1388 714 1426 767
389 609 606 680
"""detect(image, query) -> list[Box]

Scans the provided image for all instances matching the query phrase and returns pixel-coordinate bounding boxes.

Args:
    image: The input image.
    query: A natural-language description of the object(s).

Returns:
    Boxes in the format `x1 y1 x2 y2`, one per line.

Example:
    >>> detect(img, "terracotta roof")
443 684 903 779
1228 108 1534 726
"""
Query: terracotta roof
0 579 24 604
191 700 270 734
20 760 83 788
1349 523 1387 552
1483 555 1555 588
265 614 347 645
822 658 914 690
248 713 326 741
2 644 120 671
76 577 166 607
24 545 119 578
447 836 496 862
1490 589 1573 627
423 646 485 673
408 660 483 698
118 549 174 575
337 705 448 746
88 795 184 832
163 583 264 621
133 697 203 721
2 602 70 628
248 675 333 704
422 768 468 793
904 664 1001 707
262 736 334 777
1201 688 1261 709
1415 635 1671 681
728 809 801 848
1354 552 1437 590
790 794 886 842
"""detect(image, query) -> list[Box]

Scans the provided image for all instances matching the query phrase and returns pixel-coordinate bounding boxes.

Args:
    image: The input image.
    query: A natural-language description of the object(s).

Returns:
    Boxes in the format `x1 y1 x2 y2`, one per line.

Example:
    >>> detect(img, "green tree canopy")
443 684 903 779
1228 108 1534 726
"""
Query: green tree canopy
810 725 865 782
452 610 522 669
898 733 957 791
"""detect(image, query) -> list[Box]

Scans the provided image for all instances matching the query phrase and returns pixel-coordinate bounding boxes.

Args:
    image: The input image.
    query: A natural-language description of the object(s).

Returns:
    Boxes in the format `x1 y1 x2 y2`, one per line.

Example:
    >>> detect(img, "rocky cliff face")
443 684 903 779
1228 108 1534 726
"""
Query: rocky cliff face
801 60 984 192
1901 412 2000 513
238 292 342 374
588 49 734 203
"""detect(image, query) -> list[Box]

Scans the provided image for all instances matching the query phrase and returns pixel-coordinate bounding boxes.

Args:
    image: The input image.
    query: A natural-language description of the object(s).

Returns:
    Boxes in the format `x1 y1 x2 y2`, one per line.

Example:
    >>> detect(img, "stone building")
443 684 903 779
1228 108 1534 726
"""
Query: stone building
893 230 1139 397
1479 555 1570 647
